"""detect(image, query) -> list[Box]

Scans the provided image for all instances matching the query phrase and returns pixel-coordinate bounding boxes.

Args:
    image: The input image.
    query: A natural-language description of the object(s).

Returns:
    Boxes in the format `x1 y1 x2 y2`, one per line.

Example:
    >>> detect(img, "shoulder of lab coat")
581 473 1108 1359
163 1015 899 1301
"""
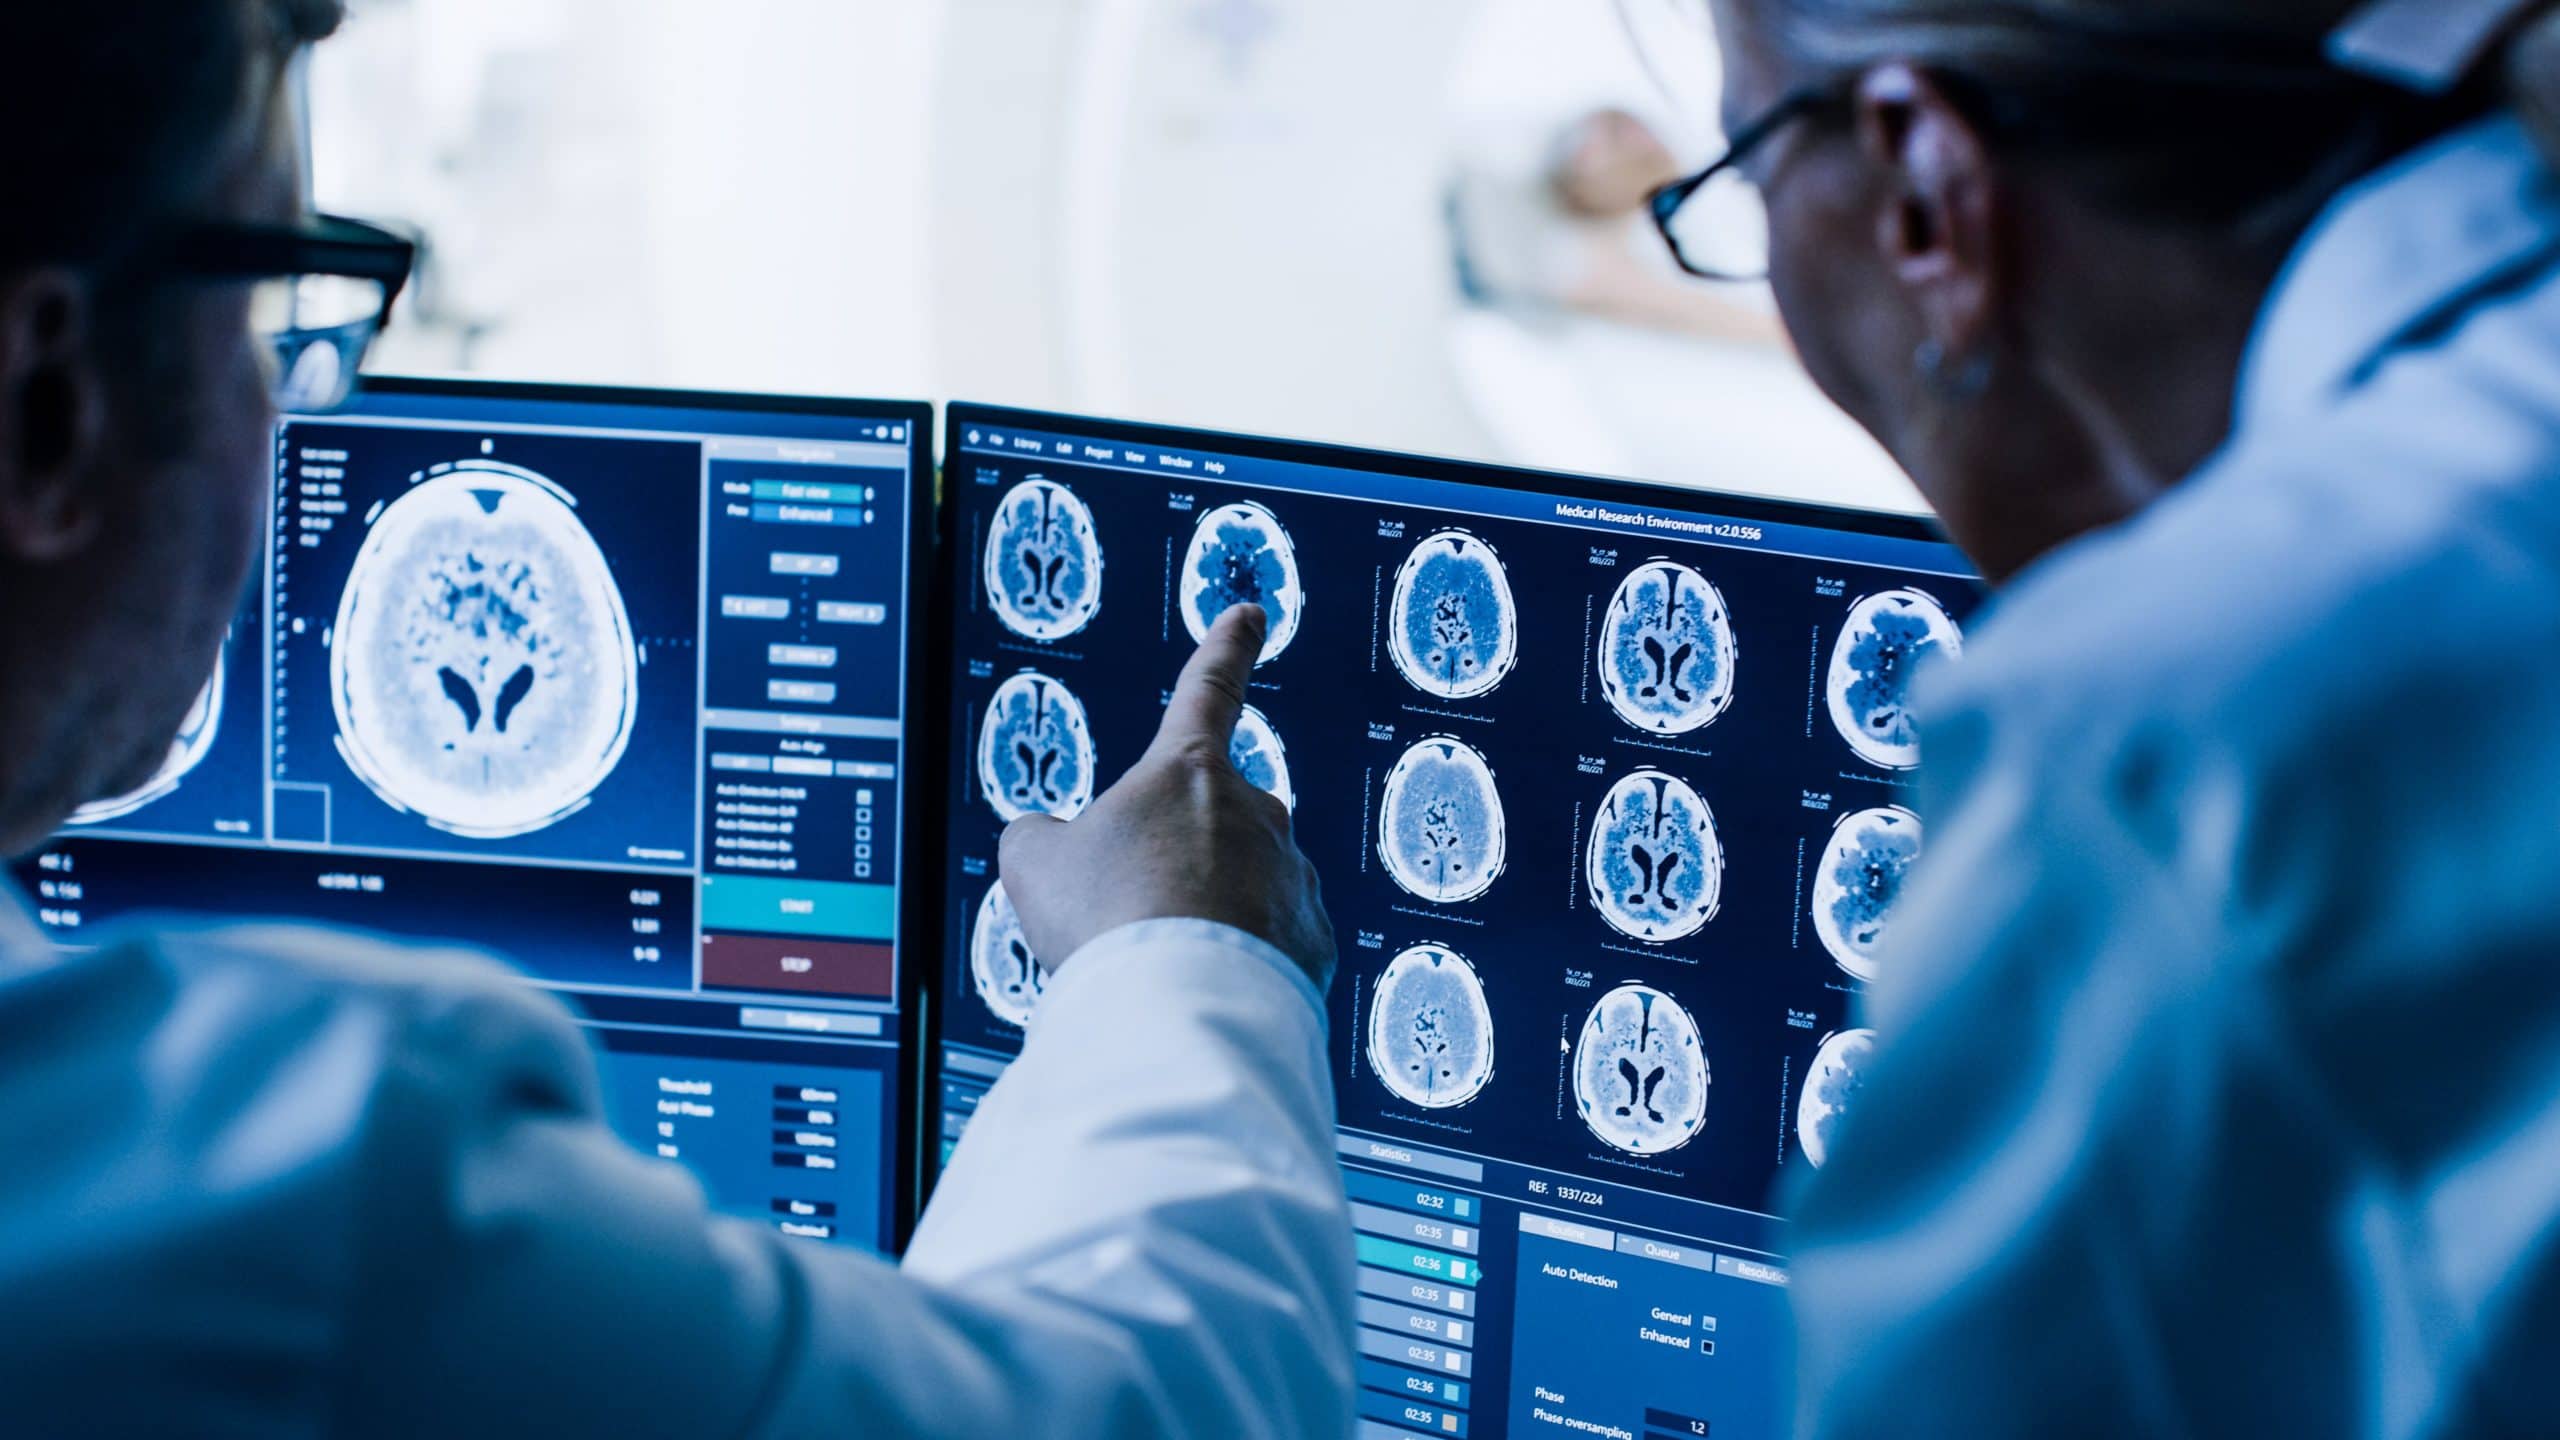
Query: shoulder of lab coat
1788 114 2560 1439
0 914 1352 1439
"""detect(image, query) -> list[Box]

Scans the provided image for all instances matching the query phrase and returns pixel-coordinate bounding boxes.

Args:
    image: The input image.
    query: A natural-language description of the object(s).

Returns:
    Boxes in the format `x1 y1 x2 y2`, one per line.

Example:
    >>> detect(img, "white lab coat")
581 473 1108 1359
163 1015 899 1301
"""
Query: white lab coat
0 892 1354 1439
1790 114 2560 1438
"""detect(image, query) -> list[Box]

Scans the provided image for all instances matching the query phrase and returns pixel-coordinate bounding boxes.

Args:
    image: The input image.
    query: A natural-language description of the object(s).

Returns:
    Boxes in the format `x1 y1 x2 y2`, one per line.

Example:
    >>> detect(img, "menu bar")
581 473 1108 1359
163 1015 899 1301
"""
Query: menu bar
953 423 1969 577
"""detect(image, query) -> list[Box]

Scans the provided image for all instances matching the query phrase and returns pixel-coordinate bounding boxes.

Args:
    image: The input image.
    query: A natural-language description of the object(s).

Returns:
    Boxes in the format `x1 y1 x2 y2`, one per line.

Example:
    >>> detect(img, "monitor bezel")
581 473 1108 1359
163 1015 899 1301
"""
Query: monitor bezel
941 401 1956 560
925 399 1967 1193
346 376 943 1251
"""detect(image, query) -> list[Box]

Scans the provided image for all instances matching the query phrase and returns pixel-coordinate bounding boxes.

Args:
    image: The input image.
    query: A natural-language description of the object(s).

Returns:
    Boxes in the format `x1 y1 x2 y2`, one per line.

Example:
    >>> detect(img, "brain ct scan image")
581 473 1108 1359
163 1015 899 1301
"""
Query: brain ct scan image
1586 770 1723 943
1387 529 1519 700
330 461 639 839
72 654 225 826
1827 588 1962 769
1599 560 1737 735
1573 983 1710 1156
976 670 1097 823
1378 737 1507 904
1796 1028 1877 1170
1366 944 1496 1109
1813 806 1922 983
984 477 1104 642
1230 704 1296 810
969 880 1044 1029
1179 500 1304 664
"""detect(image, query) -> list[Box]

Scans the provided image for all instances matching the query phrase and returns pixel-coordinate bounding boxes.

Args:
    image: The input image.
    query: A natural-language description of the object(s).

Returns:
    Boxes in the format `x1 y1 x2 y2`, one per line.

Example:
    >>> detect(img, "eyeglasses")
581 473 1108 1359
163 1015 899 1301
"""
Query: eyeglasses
164 214 415 413
1648 90 1840 283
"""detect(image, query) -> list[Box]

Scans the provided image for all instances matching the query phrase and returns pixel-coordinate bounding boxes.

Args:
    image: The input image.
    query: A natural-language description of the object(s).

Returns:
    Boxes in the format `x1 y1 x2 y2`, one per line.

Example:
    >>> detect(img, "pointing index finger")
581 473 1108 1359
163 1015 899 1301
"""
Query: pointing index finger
1152 602 1266 758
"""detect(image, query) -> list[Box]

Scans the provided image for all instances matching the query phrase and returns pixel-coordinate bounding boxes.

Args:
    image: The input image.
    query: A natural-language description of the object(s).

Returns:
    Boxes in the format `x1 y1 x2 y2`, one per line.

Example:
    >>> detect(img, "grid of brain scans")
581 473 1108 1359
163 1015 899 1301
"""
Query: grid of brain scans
934 406 1985 1440
20 383 934 1254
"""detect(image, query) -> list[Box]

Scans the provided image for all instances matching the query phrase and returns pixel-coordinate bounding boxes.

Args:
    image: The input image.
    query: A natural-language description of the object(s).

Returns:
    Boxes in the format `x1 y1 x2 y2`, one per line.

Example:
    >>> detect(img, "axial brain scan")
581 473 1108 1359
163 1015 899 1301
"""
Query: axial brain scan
1826 588 1962 769
1586 770 1723 943
1812 806 1922 983
1230 704 1296 810
1179 500 1304 663
1796 1027 1877 1170
969 880 1044 1029
73 652 225 825
1366 944 1496 1109
330 462 639 838
1573 983 1709 1155
976 670 1097 823
1378 737 1507 904
1388 529 1519 700
984 477 1104 642
1599 560 1737 735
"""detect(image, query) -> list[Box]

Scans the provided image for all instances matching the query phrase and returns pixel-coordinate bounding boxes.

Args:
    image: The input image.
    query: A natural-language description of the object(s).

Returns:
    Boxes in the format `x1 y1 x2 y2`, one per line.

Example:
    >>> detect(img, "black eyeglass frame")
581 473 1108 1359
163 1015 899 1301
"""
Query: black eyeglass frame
161 212 416 323
1646 88 1845 282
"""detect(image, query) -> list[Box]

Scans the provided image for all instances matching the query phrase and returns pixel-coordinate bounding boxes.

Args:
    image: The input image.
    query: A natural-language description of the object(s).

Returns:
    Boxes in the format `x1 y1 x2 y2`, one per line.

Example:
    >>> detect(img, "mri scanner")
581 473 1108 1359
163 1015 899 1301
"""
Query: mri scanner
316 0 1919 513
928 0 1917 510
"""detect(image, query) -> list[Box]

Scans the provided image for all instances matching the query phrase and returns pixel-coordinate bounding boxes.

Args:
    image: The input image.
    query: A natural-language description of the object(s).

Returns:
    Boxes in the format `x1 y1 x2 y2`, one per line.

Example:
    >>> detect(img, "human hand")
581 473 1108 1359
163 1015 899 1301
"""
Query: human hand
998 604 1337 993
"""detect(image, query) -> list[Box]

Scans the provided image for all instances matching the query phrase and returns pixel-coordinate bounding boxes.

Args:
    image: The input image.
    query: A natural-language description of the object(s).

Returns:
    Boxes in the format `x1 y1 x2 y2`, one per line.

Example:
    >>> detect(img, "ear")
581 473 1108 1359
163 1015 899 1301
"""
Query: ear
1852 63 2002 363
0 268 107 563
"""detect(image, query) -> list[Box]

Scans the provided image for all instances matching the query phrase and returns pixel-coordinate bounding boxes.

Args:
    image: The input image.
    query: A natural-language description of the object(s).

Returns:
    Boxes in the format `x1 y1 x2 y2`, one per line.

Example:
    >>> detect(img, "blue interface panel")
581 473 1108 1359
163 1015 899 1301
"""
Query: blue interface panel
933 405 1986 1439
16 381 932 1254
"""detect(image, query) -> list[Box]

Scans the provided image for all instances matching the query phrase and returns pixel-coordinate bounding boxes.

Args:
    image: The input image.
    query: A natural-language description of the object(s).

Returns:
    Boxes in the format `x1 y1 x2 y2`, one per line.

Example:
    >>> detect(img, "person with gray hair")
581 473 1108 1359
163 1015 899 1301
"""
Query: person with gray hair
1640 0 2560 1433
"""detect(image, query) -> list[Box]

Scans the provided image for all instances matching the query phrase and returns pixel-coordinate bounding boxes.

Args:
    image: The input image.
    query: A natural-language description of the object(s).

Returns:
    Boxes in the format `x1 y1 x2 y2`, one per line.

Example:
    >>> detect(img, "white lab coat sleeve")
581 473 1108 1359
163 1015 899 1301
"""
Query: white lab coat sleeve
876 917 1357 1438
336 918 1354 1440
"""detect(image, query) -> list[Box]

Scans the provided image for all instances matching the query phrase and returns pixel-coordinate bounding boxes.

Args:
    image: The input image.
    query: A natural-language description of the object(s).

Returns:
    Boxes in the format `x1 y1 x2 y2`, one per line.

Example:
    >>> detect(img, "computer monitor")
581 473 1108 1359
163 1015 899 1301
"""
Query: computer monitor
16 379 937 1254
932 404 1986 1439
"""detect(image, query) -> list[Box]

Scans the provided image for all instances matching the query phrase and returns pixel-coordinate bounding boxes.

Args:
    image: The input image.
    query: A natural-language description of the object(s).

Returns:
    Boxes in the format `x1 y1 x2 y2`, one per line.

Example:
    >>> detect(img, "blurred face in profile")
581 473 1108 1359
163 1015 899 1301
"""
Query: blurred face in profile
1700 0 2108 575
0 61 299 851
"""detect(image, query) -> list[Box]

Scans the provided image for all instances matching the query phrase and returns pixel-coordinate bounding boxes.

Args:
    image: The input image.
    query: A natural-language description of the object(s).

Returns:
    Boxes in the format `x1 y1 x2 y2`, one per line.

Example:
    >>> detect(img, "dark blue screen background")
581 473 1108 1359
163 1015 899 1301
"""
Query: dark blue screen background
935 408 1987 1440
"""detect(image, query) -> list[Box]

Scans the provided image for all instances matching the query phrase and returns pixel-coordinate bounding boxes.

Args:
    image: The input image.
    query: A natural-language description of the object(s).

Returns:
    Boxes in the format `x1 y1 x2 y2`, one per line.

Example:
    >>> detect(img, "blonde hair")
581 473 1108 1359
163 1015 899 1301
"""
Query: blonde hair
1763 0 2560 232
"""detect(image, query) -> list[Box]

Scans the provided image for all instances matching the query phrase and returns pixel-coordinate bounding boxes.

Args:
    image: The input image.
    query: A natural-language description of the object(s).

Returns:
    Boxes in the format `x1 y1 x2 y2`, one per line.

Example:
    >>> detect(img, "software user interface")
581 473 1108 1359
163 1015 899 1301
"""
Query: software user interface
18 386 926 1253
935 407 1985 1440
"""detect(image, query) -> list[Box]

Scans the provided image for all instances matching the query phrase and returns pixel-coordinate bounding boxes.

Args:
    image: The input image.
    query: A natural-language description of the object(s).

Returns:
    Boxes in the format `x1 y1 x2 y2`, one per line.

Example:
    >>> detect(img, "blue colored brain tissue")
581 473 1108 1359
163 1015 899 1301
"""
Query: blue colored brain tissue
969 880 1045 1029
1389 530 1519 700
1600 560 1736 735
1587 769 1723 943
1826 588 1962 770
1180 501 1303 662
984 478 1104 642
1795 1028 1876 1169
1573 983 1709 1155
1379 738 1507 904
332 464 638 840
1229 704 1295 809
1813 806 1921 982
1367 944 1496 1109
975 670 1096 823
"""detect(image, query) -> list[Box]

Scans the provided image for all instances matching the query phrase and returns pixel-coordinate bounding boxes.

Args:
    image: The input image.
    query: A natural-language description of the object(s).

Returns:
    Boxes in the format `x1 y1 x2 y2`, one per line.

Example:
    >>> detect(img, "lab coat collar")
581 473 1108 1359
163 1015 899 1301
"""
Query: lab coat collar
2240 113 2560 427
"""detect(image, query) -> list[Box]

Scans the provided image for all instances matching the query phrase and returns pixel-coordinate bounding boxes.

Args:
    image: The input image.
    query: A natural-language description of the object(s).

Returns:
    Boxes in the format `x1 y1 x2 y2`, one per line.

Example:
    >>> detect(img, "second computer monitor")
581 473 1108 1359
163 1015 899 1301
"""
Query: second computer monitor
933 403 1985 1440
